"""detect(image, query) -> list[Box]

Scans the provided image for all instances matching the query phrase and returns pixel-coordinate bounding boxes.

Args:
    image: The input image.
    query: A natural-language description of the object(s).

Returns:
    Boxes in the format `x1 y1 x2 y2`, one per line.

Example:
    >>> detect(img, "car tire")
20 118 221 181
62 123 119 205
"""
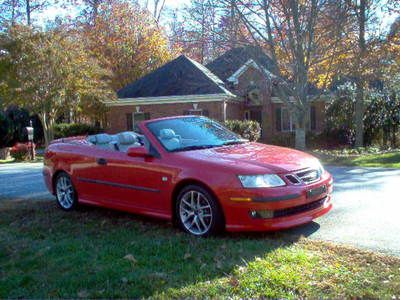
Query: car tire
176 185 224 237
55 172 78 211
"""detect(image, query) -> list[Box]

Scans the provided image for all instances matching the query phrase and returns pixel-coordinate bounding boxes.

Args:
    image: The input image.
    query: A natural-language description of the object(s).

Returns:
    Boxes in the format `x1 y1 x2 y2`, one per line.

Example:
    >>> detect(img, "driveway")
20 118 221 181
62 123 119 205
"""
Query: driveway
1 162 400 256
0 162 52 200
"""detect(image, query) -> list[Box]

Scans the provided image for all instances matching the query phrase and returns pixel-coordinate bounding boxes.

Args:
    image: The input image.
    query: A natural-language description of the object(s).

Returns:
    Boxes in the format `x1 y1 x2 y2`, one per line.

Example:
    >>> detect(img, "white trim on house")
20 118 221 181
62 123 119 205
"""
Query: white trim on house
104 93 239 107
227 59 262 84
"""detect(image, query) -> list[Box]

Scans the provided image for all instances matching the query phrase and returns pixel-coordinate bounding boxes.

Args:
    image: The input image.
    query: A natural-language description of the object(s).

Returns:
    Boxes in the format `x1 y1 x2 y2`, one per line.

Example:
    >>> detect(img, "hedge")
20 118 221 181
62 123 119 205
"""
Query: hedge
54 123 103 139
224 120 261 142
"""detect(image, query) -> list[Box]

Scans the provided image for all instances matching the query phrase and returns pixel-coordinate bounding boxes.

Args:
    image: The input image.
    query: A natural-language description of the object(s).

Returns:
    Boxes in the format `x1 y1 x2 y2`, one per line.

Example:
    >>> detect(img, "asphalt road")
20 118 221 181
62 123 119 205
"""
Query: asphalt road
1 162 400 256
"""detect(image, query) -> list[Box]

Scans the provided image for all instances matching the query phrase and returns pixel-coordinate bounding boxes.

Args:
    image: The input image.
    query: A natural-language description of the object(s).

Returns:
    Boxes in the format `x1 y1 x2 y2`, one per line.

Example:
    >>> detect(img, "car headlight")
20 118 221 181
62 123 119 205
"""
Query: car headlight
238 174 286 188
316 161 325 176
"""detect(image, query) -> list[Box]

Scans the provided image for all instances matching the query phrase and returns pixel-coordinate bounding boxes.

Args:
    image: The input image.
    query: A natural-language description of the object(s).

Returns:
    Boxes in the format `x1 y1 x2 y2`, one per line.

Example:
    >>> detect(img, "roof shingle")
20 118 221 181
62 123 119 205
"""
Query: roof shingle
117 55 234 99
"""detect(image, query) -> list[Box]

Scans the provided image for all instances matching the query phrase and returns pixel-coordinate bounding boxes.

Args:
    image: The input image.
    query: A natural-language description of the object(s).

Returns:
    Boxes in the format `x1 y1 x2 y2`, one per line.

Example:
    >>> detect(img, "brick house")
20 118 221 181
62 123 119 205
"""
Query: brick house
105 46 327 140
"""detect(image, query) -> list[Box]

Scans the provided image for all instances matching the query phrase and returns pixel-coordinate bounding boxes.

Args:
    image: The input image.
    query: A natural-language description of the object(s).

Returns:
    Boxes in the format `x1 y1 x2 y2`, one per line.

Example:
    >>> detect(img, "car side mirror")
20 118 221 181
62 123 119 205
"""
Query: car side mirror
127 146 152 158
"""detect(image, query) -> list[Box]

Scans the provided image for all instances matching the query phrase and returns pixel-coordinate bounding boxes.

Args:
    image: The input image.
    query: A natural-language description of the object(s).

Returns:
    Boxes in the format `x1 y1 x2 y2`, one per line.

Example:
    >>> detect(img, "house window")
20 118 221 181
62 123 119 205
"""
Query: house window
244 110 250 120
127 112 150 131
275 106 317 132
126 113 133 131
275 107 295 132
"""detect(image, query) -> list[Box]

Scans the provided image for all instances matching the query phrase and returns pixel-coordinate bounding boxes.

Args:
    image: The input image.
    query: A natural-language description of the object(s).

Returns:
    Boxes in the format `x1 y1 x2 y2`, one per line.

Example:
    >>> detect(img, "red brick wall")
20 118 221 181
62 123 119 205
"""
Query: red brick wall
106 101 226 133
226 101 245 120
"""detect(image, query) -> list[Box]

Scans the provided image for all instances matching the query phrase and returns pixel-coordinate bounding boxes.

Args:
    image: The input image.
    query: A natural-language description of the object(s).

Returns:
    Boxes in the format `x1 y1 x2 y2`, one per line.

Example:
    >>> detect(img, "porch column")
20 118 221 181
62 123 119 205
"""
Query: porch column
222 101 227 122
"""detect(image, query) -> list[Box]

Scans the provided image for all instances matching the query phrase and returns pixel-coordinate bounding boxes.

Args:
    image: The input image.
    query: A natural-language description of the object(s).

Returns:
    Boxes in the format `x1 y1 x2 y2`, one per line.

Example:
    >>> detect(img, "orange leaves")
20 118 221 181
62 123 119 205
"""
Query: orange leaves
80 0 173 91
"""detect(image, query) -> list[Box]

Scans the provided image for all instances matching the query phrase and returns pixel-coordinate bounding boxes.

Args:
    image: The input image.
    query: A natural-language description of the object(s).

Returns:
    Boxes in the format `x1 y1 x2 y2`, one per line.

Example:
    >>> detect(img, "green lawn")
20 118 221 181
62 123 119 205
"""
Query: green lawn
0 155 43 164
315 151 400 168
1 200 400 299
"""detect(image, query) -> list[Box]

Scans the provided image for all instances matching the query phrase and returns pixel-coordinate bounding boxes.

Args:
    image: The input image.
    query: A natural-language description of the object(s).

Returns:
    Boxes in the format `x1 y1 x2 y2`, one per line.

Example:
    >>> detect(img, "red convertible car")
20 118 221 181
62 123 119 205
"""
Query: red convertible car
43 116 332 236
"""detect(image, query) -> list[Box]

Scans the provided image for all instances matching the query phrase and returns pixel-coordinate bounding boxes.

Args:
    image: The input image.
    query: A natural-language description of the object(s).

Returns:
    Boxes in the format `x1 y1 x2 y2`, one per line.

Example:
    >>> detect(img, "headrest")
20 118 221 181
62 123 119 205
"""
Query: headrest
87 135 97 144
95 134 113 144
117 132 137 145
159 129 177 140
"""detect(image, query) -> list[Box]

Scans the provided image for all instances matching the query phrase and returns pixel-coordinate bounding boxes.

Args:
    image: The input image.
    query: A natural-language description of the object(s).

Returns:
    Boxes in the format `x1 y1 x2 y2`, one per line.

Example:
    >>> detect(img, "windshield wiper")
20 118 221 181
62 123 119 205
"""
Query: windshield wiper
171 145 219 152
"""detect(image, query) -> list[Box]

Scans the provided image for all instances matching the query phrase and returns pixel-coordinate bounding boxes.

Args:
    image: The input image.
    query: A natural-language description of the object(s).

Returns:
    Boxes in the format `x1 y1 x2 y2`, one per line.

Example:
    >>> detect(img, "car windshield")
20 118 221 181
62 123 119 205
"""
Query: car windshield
146 117 247 152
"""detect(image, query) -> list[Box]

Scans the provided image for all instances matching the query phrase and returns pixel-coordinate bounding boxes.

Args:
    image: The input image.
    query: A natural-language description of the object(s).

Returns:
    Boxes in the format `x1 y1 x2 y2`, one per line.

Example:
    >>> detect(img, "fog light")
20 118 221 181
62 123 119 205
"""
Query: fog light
249 210 274 219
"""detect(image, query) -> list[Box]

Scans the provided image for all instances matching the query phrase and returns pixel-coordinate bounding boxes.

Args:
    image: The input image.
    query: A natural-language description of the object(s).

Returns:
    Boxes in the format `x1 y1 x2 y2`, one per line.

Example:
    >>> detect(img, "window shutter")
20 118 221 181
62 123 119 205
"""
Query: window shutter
126 113 133 131
275 108 282 131
310 106 316 130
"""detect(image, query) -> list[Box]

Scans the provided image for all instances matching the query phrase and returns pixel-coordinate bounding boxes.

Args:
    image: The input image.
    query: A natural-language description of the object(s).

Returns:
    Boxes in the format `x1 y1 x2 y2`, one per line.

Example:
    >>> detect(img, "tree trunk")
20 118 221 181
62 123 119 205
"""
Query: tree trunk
354 80 364 147
26 0 31 25
39 113 55 147
294 109 307 150
354 0 366 148
392 126 397 148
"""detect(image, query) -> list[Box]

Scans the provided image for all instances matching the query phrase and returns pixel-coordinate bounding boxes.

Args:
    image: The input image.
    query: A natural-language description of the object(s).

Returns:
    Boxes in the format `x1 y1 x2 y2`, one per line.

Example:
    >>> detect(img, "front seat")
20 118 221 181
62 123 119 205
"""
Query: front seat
117 132 141 152
159 129 181 151
94 134 115 150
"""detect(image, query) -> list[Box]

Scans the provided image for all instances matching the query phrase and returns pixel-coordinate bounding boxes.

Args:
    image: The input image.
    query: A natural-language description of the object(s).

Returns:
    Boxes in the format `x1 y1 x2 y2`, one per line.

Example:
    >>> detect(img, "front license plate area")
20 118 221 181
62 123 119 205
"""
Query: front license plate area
307 185 326 198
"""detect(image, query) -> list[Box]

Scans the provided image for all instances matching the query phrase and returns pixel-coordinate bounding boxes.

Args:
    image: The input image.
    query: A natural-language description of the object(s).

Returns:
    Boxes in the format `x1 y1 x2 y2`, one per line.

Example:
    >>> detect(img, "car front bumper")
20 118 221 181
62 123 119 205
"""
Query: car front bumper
221 171 333 232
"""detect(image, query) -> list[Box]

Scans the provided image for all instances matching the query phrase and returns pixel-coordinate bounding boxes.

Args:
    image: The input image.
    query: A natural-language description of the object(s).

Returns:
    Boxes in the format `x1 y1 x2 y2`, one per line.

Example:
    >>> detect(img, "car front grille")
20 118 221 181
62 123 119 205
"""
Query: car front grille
285 168 320 185
273 196 327 218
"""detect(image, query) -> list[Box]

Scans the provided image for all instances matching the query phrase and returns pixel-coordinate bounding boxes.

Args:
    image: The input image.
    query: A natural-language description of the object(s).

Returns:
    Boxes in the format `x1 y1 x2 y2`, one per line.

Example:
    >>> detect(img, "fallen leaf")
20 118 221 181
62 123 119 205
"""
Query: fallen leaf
229 276 239 287
123 254 137 263
77 290 89 298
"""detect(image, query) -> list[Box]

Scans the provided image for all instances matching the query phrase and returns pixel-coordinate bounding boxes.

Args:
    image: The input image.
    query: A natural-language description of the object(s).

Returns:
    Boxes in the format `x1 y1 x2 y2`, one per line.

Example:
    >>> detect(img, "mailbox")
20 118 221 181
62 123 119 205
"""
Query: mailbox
25 126 34 142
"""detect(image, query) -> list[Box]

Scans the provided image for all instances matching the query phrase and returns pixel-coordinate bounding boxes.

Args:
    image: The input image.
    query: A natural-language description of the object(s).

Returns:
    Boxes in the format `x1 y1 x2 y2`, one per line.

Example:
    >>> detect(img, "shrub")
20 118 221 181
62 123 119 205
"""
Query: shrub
0 111 14 148
268 132 295 148
224 120 261 142
54 123 103 139
10 143 30 161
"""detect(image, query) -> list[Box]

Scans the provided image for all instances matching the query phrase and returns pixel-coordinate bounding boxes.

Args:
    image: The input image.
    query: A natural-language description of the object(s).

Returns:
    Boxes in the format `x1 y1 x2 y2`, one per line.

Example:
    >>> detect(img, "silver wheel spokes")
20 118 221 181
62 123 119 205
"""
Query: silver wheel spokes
56 176 74 209
179 190 212 235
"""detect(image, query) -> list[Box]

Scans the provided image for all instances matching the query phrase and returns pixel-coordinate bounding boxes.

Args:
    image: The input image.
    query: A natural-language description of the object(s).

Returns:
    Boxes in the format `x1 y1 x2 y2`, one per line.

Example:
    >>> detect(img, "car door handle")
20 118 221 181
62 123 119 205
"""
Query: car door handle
96 158 107 165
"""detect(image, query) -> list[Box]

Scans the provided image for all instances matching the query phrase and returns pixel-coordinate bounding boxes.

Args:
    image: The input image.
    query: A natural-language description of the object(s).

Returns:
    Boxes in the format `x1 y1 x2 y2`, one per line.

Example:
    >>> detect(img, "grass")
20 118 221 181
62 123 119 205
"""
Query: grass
314 151 400 168
0 155 43 164
1 200 400 298
0 158 15 164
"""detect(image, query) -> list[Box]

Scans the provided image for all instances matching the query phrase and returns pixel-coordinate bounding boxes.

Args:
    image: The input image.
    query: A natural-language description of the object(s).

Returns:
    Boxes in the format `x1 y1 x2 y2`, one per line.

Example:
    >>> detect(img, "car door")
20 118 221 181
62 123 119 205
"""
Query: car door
88 148 176 216
71 145 119 205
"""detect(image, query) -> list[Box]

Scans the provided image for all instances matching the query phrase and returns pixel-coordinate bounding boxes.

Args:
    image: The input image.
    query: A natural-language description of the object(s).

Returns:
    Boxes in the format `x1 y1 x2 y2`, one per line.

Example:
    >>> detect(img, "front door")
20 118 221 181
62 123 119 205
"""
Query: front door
88 149 174 216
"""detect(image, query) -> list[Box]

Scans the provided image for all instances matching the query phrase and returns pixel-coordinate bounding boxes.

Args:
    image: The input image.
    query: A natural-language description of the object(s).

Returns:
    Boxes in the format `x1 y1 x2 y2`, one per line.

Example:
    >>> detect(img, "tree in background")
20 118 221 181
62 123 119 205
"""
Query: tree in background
167 0 251 63
79 0 173 91
0 25 115 145
0 0 48 27
338 0 400 147
226 0 350 149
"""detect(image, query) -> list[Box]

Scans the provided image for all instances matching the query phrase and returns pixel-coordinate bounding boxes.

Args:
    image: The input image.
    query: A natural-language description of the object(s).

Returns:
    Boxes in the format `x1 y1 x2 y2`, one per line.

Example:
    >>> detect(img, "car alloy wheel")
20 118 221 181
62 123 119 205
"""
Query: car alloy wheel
177 185 224 236
55 173 77 210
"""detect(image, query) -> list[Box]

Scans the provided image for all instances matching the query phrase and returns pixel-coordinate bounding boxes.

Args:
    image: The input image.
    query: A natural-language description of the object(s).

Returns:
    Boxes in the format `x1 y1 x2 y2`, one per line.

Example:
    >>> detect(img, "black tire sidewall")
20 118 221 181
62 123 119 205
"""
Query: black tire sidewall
55 172 78 211
175 184 224 237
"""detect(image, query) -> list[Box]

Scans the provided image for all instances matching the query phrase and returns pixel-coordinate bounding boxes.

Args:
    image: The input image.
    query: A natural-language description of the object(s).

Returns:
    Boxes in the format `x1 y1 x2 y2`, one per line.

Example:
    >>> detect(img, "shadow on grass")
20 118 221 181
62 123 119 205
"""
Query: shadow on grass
0 199 319 298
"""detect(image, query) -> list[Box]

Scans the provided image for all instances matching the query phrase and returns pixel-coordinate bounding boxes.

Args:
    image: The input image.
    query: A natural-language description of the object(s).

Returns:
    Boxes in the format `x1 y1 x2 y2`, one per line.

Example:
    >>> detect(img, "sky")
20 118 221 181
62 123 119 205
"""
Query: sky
36 0 191 25
36 0 398 34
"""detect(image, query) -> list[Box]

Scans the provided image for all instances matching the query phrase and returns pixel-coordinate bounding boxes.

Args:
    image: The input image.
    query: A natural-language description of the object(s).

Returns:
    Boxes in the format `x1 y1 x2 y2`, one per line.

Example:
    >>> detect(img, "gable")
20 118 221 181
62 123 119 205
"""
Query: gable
206 46 275 82
117 55 234 99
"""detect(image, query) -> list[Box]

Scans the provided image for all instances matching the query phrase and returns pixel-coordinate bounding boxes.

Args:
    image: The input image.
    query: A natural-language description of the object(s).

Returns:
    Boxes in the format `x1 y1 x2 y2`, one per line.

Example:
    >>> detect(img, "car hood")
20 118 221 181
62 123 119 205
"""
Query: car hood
183 142 319 174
